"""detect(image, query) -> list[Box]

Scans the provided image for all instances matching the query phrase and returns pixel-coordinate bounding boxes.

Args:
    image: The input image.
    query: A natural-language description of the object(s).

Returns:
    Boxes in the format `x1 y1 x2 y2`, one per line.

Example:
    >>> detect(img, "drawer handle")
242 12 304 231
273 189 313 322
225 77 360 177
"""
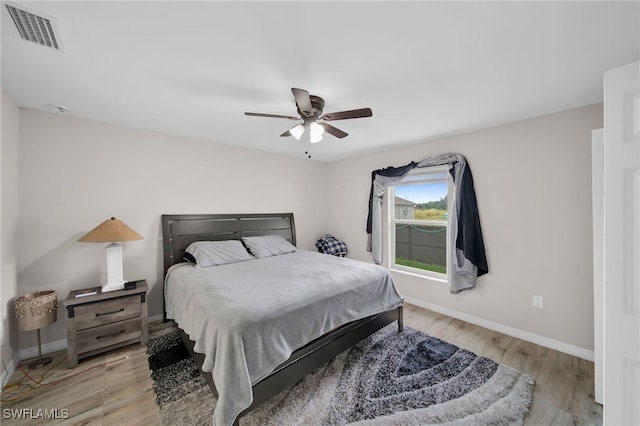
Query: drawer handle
95 308 125 317
96 329 125 340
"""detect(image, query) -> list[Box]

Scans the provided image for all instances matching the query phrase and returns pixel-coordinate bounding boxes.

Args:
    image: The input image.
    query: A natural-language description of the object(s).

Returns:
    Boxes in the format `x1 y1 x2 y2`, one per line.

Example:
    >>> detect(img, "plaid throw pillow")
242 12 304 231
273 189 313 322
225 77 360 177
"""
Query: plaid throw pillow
316 234 348 256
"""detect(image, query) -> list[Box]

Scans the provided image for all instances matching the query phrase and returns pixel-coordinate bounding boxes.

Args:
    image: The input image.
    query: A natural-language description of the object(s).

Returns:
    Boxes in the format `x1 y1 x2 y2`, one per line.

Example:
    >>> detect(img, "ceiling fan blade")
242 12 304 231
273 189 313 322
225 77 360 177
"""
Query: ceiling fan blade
291 88 313 117
245 112 299 120
320 108 373 121
319 122 348 139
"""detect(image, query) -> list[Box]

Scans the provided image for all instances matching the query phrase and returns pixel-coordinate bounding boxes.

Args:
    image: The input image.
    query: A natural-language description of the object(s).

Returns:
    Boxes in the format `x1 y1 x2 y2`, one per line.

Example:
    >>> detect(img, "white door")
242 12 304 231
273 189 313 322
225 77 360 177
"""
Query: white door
604 61 640 426
592 128 604 405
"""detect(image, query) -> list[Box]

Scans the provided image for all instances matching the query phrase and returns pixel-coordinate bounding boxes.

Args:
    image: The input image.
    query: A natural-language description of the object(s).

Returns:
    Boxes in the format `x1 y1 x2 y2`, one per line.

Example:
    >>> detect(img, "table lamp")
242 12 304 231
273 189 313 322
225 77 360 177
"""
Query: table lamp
16 290 57 368
78 217 143 292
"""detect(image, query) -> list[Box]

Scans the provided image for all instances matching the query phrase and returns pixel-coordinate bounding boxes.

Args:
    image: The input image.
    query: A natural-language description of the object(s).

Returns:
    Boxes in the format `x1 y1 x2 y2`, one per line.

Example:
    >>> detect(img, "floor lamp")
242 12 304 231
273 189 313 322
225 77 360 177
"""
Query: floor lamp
16 290 58 369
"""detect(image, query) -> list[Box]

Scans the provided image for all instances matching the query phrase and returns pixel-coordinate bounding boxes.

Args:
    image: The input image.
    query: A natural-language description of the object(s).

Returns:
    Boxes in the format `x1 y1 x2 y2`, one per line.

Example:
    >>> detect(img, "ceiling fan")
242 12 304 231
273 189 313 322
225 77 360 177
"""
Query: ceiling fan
244 88 373 144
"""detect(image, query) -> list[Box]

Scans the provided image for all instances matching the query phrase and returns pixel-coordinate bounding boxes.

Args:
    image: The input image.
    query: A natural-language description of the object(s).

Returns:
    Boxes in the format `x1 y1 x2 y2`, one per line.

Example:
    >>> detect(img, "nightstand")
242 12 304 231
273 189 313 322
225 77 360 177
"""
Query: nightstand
63 280 148 367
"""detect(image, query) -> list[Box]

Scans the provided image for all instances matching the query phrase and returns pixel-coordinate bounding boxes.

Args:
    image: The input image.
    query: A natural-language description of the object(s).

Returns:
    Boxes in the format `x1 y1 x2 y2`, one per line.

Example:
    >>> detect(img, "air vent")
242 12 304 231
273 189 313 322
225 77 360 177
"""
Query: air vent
5 4 60 49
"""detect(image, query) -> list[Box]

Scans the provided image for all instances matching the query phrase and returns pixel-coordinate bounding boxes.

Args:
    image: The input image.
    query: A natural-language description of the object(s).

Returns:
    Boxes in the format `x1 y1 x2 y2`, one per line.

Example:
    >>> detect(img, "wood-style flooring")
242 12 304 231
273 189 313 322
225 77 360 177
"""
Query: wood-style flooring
1 303 601 425
403 304 602 425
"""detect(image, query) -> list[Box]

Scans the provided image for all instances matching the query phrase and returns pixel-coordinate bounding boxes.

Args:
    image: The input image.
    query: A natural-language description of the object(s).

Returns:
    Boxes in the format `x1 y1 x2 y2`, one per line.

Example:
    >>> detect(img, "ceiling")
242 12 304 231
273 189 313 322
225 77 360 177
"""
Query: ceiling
2 1 639 162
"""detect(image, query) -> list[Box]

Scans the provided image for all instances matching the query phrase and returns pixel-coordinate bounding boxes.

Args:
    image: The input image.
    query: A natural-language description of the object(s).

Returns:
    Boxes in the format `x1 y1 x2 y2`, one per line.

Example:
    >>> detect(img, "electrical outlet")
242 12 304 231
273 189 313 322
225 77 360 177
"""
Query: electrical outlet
533 295 544 309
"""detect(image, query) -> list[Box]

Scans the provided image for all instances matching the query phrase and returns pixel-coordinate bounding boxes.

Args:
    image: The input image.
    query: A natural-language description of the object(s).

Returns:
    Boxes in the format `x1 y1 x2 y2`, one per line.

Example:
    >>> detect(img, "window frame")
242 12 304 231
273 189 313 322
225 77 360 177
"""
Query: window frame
387 165 451 281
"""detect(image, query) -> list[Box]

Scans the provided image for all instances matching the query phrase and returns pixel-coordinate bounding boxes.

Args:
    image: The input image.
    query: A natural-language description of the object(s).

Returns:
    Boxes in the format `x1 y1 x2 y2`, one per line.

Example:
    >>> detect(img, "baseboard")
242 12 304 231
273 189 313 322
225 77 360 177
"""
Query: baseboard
1 354 19 388
17 338 68 362
2 337 68 387
3 316 164 385
403 296 595 362
149 313 164 323
2 340 68 387
10 316 164 373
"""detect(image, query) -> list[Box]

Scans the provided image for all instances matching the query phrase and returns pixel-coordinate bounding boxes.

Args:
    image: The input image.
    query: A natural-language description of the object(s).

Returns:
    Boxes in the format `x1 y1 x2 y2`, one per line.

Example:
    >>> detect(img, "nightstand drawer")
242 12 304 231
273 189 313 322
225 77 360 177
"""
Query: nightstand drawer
76 317 142 355
74 295 141 330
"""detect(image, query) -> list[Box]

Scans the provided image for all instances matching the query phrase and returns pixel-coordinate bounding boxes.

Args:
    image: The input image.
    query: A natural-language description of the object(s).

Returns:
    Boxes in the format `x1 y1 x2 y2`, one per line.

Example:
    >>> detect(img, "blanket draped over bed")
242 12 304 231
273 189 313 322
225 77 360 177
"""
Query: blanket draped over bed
165 250 403 426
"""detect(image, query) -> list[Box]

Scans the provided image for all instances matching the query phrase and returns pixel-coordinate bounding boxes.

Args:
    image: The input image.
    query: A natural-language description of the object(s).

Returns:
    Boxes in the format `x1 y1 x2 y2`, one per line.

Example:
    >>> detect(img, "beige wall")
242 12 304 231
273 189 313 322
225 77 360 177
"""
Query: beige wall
325 104 602 352
16 109 329 349
10 104 601 355
1 89 21 378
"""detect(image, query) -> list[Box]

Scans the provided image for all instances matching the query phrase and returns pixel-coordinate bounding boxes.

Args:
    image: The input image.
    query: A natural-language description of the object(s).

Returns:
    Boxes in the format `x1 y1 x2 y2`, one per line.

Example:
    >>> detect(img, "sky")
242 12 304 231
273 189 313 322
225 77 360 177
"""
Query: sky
395 182 447 204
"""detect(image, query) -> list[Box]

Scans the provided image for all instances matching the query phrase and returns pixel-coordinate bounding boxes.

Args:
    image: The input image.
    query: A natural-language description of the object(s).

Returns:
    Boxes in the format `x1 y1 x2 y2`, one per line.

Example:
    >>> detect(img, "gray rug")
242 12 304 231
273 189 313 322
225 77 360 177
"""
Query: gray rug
147 322 534 425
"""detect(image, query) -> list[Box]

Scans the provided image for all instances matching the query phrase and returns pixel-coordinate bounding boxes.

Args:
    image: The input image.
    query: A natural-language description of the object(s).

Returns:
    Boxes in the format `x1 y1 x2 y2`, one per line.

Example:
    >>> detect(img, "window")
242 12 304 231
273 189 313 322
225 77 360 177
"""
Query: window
389 166 450 279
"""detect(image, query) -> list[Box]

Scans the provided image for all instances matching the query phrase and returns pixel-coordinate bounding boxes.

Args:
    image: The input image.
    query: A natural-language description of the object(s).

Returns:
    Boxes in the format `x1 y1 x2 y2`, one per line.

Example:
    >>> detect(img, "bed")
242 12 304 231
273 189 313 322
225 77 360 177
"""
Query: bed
161 213 403 426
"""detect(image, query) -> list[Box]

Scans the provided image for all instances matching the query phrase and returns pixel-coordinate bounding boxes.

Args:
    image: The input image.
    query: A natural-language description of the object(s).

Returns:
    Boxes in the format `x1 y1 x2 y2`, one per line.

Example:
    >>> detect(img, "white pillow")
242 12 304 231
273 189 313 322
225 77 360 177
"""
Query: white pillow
241 235 296 258
185 240 254 268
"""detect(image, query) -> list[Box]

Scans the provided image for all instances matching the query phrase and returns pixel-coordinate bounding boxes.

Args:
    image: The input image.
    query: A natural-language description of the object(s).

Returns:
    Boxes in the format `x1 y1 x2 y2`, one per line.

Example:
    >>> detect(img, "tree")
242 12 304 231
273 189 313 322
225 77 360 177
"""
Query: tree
417 195 447 210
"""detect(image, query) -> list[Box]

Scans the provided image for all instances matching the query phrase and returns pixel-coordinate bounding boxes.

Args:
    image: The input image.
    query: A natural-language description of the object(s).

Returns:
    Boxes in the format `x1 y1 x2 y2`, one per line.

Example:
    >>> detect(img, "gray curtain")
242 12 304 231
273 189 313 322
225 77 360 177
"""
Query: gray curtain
367 153 488 293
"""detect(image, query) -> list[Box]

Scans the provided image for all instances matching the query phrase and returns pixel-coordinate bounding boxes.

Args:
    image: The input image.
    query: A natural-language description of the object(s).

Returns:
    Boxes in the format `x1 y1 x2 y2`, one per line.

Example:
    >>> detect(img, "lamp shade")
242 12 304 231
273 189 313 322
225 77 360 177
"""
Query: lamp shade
16 291 57 331
78 217 143 243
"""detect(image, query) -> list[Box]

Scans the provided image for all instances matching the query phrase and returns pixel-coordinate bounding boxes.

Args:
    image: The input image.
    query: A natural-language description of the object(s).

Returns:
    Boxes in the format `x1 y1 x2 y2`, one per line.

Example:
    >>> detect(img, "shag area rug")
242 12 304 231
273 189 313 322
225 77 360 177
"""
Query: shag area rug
147 322 534 425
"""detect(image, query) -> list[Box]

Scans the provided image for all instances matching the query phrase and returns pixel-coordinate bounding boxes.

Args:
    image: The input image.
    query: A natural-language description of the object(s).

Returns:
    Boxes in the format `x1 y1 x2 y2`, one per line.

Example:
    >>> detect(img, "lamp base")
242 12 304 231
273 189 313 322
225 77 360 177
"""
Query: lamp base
101 281 125 292
103 242 126 292
27 356 52 369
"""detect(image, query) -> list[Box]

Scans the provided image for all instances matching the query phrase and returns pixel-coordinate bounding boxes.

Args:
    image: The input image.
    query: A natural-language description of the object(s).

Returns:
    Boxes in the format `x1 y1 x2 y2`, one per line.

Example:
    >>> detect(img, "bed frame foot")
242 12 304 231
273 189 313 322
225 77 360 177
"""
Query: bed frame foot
398 305 404 332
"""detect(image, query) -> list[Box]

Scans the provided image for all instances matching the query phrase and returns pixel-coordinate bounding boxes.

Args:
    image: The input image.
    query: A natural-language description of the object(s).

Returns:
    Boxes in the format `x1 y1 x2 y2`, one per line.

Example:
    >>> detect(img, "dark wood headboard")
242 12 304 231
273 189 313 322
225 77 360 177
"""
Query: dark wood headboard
161 213 296 274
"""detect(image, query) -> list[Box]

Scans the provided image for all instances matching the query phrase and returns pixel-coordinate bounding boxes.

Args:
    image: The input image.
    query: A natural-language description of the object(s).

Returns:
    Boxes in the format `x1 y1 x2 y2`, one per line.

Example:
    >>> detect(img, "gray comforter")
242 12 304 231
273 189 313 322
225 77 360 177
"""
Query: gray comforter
165 249 403 426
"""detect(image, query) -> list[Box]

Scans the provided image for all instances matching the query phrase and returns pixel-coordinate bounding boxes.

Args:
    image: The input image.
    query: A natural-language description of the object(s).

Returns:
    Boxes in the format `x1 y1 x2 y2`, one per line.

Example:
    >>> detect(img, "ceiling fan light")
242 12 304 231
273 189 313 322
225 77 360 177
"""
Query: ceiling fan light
290 124 305 140
310 122 324 144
